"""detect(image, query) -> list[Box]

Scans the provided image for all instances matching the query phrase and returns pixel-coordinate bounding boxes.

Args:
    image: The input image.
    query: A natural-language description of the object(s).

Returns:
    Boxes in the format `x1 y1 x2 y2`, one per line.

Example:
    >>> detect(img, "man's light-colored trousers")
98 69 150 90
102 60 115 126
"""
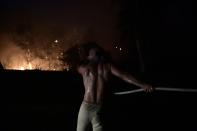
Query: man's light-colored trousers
77 101 103 131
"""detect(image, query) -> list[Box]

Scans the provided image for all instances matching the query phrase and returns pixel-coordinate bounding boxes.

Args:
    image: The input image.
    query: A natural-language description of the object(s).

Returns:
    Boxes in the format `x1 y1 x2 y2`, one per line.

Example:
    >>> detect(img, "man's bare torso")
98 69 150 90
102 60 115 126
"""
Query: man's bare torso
79 62 111 104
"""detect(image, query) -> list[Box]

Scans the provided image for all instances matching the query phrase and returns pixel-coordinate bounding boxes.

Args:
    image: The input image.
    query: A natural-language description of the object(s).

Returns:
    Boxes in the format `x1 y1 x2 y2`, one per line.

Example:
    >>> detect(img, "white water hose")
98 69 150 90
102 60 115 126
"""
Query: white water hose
114 87 197 95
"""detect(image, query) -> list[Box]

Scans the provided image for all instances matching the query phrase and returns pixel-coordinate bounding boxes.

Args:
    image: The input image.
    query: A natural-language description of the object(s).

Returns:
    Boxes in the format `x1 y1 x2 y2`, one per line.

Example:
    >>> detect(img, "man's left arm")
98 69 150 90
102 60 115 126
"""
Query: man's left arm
111 65 153 92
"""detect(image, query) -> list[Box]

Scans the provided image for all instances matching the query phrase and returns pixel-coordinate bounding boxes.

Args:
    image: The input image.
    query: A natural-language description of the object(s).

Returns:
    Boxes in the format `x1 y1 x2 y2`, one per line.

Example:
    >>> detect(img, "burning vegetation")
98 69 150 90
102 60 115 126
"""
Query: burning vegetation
0 27 87 71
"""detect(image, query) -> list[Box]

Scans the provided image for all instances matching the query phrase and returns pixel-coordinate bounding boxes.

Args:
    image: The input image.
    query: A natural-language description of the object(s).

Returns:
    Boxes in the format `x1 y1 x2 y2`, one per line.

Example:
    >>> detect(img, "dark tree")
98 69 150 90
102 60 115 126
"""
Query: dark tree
0 62 4 69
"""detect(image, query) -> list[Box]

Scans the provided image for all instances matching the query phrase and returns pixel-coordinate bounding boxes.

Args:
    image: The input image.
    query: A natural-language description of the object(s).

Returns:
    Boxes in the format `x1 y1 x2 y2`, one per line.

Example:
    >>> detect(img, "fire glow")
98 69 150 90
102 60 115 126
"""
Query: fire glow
0 28 89 71
14 63 32 70
5 58 68 71
4 55 68 71
0 41 68 71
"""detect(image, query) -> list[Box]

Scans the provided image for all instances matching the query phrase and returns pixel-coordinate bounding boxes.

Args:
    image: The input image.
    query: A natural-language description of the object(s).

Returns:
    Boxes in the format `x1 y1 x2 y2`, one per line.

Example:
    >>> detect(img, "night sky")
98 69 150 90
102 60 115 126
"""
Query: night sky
0 0 120 45
0 0 194 73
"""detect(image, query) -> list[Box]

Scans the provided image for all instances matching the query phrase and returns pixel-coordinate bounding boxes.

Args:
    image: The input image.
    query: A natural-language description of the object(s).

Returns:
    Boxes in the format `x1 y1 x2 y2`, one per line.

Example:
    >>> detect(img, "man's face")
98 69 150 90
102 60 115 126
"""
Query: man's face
87 48 100 62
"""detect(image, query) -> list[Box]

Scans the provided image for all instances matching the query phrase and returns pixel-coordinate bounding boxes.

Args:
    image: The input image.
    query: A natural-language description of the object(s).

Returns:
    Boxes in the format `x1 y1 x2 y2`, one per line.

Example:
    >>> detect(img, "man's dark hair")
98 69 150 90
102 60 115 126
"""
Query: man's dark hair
79 42 110 63
63 42 111 71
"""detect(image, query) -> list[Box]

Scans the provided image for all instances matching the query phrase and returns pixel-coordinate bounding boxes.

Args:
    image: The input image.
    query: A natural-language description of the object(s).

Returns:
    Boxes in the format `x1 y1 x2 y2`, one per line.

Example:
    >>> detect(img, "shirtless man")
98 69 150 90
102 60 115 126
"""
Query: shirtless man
76 42 153 131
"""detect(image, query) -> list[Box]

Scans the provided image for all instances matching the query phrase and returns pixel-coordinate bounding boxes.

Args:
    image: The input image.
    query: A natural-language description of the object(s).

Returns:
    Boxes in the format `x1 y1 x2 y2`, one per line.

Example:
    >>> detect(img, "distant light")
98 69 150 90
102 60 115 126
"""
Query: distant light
20 67 25 70
54 40 59 43
115 46 118 49
119 48 122 51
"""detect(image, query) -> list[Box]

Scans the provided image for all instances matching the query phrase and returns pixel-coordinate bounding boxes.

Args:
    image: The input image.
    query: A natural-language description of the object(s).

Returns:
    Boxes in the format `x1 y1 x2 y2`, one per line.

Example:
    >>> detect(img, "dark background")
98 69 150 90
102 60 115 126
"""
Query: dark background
0 0 196 130
1 70 197 131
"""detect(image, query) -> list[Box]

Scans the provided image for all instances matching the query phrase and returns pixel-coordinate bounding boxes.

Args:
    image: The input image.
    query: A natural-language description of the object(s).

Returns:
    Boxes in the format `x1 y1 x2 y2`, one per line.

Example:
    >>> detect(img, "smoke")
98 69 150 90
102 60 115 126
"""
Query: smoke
0 33 65 70
0 26 91 70
0 34 24 69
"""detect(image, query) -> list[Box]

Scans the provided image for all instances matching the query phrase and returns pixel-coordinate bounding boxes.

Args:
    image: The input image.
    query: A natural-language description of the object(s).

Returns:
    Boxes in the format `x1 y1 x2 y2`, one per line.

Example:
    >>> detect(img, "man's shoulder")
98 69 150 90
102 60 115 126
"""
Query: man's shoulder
79 63 89 69
78 64 88 74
